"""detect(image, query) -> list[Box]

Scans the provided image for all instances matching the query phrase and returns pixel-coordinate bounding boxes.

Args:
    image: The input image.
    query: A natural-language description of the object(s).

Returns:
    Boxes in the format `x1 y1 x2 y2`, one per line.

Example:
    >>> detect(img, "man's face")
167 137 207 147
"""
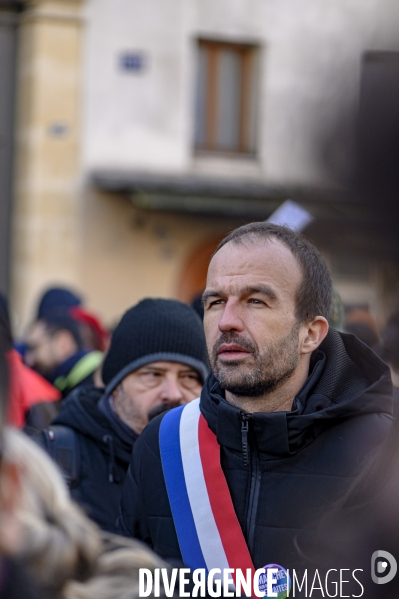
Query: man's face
112 361 202 434
25 321 58 375
203 238 305 398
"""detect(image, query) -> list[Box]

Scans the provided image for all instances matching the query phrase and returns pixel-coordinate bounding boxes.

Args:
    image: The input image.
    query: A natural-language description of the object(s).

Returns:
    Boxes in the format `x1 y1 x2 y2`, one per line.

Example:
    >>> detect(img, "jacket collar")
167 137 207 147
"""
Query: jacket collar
54 385 135 463
98 392 138 447
49 350 88 385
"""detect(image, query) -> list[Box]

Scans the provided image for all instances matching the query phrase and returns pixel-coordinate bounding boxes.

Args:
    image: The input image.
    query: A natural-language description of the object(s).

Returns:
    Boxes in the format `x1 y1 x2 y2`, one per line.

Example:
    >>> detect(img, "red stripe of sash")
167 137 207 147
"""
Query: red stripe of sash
198 414 255 595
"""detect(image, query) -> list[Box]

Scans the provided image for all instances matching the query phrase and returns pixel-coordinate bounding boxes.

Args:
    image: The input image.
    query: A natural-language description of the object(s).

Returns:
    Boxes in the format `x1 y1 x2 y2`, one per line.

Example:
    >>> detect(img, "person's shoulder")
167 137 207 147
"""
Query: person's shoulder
62 383 103 406
133 406 185 461
134 411 167 459
53 385 104 425
24 399 63 435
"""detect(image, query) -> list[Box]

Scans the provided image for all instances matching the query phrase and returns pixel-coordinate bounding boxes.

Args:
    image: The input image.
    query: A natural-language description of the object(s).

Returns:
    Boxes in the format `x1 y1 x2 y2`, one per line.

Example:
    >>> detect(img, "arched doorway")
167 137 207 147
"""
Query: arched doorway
177 235 224 304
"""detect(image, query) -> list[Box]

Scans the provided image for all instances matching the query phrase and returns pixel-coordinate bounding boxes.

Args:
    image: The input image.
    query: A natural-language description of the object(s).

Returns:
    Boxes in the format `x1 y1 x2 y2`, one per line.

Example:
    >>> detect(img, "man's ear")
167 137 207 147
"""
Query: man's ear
111 383 122 400
300 316 329 355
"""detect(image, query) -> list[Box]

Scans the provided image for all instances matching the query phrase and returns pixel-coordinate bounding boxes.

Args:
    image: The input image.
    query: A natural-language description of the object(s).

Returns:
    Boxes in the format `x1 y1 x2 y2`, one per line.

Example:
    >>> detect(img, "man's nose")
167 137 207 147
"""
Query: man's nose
218 300 244 333
160 377 185 402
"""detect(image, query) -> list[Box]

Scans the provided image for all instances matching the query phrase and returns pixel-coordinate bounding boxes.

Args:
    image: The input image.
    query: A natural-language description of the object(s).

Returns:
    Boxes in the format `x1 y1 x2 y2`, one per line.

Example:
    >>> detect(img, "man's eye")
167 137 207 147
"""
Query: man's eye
140 372 163 387
248 298 264 305
181 374 201 388
141 372 160 379
209 299 225 307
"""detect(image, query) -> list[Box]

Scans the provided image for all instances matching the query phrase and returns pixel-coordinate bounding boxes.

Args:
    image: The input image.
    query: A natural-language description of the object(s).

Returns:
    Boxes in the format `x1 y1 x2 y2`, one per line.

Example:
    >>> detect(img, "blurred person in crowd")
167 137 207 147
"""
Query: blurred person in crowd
117 223 393 575
68 306 109 353
36 286 82 320
0 292 61 430
328 285 345 331
24 314 104 433
14 286 82 358
2 427 100 598
2 427 170 599
64 534 171 599
0 313 52 597
38 299 208 532
25 314 103 398
19 285 109 357
36 286 109 352
27 286 109 411
345 320 380 349
377 312 399 389
345 307 380 338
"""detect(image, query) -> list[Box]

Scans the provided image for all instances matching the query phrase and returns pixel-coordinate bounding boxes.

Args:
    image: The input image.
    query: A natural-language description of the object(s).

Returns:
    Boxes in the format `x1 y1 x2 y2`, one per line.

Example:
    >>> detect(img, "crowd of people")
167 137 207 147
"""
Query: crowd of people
0 221 398 598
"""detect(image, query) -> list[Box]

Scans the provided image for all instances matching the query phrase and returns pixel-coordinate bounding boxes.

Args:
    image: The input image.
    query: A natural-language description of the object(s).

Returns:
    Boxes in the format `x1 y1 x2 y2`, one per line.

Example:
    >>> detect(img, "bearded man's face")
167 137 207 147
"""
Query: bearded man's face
203 239 304 400
209 324 300 397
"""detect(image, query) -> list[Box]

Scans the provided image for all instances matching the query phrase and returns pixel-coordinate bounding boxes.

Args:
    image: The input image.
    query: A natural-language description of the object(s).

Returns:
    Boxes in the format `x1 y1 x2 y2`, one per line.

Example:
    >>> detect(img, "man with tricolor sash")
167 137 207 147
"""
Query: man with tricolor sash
117 223 393 589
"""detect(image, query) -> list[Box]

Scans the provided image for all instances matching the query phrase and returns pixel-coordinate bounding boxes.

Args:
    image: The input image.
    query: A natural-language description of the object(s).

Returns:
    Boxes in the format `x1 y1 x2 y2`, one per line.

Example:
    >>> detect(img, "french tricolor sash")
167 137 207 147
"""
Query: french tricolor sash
159 398 255 587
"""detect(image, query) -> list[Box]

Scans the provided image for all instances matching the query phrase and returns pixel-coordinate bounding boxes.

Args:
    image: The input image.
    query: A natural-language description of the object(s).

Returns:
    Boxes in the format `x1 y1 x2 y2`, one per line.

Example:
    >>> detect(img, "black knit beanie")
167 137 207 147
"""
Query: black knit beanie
102 298 209 393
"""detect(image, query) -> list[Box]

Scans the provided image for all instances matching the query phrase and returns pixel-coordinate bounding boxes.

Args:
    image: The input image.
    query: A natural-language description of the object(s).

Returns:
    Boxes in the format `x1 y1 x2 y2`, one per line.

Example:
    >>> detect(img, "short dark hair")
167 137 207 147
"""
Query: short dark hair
41 314 83 350
214 222 332 323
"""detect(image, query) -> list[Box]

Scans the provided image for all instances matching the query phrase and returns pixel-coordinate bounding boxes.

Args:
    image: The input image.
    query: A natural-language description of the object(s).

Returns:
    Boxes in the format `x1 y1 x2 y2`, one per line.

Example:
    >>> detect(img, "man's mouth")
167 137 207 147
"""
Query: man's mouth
217 343 251 360
147 400 182 421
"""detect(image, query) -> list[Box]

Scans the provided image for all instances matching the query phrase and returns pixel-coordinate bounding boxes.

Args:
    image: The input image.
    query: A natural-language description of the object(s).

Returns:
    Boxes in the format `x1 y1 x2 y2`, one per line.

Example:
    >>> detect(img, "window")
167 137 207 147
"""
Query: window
194 39 258 154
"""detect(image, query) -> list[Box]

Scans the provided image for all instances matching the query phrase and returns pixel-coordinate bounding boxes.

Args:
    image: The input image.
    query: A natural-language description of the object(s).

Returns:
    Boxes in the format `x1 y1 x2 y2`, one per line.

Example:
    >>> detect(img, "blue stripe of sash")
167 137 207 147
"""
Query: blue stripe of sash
159 405 207 571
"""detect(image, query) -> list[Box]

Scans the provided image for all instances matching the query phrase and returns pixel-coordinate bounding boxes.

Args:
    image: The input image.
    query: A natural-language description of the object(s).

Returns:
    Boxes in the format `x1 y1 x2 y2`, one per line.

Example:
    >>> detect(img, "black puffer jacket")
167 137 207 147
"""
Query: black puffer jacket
39 386 136 531
116 330 394 569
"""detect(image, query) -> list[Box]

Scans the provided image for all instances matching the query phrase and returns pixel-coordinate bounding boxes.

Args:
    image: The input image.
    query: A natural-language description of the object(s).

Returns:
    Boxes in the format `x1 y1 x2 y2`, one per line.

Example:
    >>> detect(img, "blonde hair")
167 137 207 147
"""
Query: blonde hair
65 534 168 599
2 427 101 592
2 427 168 599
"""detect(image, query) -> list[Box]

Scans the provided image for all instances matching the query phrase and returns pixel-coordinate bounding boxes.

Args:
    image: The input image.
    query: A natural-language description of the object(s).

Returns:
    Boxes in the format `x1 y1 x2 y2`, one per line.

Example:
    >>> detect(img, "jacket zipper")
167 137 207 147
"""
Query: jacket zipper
241 414 250 467
103 434 117 483
241 413 261 554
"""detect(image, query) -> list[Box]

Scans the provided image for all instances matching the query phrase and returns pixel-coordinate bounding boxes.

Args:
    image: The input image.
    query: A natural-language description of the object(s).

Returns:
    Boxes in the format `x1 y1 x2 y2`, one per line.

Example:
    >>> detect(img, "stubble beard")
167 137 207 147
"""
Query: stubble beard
112 386 144 433
210 323 300 398
147 400 183 421
113 387 182 432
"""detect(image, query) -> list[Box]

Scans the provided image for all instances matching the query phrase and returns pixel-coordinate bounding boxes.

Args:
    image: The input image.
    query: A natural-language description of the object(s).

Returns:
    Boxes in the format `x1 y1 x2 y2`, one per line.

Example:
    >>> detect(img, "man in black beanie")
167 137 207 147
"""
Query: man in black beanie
36 299 208 531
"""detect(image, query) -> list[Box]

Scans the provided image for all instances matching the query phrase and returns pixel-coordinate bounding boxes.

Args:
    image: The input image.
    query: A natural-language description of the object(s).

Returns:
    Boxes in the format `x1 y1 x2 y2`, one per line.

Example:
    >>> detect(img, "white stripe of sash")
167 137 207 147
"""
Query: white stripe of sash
180 399 231 576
